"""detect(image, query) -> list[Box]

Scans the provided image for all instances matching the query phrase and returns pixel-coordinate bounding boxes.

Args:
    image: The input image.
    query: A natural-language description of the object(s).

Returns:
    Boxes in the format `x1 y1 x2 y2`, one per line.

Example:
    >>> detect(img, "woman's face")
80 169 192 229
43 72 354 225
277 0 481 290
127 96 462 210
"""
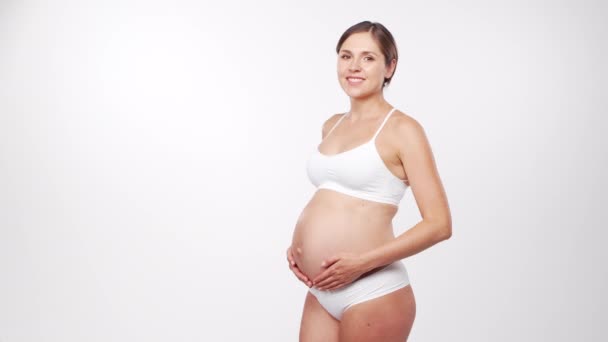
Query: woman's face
337 31 395 99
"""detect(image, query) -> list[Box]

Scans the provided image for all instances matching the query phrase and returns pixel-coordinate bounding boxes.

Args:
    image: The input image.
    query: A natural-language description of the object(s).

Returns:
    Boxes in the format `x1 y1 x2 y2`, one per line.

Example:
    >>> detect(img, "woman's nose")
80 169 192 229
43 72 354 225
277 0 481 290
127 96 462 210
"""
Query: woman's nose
348 59 361 71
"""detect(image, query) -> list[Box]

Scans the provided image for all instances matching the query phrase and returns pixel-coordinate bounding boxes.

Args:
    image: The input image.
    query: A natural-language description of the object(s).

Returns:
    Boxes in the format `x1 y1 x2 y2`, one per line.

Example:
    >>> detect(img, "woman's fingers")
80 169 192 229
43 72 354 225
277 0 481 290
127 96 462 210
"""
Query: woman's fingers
286 247 295 265
314 274 336 289
320 255 341 268
289 263 305 279
312 266 334 285
287 246 312 287
318 278 344 290
292 265 312 287
290 264 311 285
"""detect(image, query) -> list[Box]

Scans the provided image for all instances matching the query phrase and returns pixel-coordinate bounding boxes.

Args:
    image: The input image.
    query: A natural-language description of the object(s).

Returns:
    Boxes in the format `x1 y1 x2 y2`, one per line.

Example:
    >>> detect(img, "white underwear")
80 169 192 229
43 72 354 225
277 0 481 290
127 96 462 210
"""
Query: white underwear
308 261 410 320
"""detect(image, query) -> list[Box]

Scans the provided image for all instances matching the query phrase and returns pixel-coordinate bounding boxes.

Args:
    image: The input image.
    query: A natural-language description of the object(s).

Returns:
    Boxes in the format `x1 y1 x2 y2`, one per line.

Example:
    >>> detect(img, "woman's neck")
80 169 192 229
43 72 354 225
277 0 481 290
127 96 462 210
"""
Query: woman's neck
347 93 392 121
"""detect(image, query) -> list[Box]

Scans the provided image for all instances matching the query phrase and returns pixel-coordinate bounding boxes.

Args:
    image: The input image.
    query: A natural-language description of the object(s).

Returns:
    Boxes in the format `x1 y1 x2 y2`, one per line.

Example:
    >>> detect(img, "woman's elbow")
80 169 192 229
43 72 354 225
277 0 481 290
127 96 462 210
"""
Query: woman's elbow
436 218 452 241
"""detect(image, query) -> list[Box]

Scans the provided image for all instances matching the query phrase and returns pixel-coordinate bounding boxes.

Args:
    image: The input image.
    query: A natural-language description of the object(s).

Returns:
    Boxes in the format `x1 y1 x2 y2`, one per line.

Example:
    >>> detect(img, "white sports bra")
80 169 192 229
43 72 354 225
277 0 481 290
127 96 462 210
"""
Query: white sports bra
306 108 409 207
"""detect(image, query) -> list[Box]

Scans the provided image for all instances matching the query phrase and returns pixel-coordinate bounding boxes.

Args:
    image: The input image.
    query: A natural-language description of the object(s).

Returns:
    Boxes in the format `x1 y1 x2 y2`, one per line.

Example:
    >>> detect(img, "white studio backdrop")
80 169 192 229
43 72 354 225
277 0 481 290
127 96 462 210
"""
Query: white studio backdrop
1 0 606 341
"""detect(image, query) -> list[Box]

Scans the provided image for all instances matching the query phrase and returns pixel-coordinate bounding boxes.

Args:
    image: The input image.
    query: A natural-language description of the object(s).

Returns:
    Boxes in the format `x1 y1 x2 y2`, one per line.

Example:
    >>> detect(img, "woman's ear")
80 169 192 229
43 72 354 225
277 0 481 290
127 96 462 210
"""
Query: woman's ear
385 58 397 79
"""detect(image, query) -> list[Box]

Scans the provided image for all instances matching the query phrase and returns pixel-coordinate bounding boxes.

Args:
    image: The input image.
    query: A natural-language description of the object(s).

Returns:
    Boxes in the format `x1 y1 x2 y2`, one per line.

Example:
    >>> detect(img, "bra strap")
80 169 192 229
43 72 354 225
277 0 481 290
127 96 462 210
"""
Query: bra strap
372 108 397 140
324 113 348 138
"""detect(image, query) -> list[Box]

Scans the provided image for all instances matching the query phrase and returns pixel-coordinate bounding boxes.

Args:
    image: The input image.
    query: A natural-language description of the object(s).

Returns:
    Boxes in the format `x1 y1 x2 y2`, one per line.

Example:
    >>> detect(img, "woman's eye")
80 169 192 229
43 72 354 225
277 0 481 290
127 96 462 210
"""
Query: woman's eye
364 56 374 61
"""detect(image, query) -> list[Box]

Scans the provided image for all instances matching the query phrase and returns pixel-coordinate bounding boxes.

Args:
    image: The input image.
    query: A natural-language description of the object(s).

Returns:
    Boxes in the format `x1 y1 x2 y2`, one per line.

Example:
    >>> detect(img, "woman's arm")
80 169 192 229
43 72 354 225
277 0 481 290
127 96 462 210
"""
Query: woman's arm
361 115 452 271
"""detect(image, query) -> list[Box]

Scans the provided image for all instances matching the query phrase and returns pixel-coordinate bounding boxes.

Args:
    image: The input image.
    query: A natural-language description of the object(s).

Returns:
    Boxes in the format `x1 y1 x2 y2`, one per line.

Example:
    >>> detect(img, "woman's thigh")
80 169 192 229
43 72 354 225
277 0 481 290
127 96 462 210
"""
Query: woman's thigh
339 284 416 342
299 291 340 342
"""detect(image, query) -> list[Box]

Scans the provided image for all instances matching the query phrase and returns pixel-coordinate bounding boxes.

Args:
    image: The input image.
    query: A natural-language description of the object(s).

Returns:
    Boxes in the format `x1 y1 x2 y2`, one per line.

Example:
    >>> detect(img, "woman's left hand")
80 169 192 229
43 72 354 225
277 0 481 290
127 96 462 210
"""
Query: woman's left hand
312 252 369 291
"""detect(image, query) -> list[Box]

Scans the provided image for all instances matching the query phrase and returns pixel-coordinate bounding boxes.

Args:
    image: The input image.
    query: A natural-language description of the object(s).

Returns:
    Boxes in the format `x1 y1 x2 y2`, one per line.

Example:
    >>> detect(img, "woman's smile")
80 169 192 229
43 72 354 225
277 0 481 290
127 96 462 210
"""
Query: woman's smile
346 76 366 85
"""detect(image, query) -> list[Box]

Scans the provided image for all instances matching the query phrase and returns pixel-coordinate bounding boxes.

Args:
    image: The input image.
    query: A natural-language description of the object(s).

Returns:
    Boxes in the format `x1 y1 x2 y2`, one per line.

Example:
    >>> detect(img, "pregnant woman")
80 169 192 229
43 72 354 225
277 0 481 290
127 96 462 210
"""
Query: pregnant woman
287 21 452 341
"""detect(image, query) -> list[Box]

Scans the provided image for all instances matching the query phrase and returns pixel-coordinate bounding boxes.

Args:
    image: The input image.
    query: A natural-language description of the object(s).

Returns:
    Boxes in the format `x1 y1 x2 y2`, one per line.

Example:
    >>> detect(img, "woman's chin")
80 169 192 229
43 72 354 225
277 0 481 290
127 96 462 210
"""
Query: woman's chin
340 86 380 99
345 90 375 99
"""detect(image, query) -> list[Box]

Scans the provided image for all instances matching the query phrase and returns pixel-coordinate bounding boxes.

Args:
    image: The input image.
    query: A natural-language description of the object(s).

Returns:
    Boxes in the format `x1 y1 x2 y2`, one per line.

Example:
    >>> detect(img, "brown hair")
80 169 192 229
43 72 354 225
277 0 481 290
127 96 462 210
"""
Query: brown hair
336 21 398 87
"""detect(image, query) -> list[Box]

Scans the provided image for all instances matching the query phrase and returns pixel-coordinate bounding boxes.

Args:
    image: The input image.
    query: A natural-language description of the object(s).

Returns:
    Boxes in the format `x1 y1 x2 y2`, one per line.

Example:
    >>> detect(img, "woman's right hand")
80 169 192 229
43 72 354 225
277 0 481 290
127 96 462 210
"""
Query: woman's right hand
286 246 312 287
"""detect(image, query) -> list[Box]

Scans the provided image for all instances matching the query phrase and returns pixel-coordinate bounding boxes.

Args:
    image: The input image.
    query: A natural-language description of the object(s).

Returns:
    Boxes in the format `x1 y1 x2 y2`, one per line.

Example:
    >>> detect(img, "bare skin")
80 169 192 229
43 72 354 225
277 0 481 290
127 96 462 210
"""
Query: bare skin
288 31 452 341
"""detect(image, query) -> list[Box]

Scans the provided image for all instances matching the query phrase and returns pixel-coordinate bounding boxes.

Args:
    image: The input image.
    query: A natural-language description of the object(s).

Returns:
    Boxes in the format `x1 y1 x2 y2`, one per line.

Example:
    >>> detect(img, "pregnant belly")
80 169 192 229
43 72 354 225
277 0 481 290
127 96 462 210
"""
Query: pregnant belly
291 219 354 279
291 192 396 279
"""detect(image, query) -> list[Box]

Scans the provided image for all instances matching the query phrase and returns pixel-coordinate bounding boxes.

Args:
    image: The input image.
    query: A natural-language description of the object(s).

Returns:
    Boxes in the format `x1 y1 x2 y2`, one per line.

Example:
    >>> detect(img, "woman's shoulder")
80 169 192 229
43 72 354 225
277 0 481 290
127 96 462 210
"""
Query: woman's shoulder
321 112 347 136
388 110 431 152
391 109 424 134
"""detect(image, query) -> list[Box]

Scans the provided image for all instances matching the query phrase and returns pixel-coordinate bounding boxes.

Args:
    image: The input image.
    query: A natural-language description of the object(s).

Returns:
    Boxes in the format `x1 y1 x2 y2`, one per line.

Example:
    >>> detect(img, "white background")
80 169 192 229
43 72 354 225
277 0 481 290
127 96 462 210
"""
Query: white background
1 0 607 341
